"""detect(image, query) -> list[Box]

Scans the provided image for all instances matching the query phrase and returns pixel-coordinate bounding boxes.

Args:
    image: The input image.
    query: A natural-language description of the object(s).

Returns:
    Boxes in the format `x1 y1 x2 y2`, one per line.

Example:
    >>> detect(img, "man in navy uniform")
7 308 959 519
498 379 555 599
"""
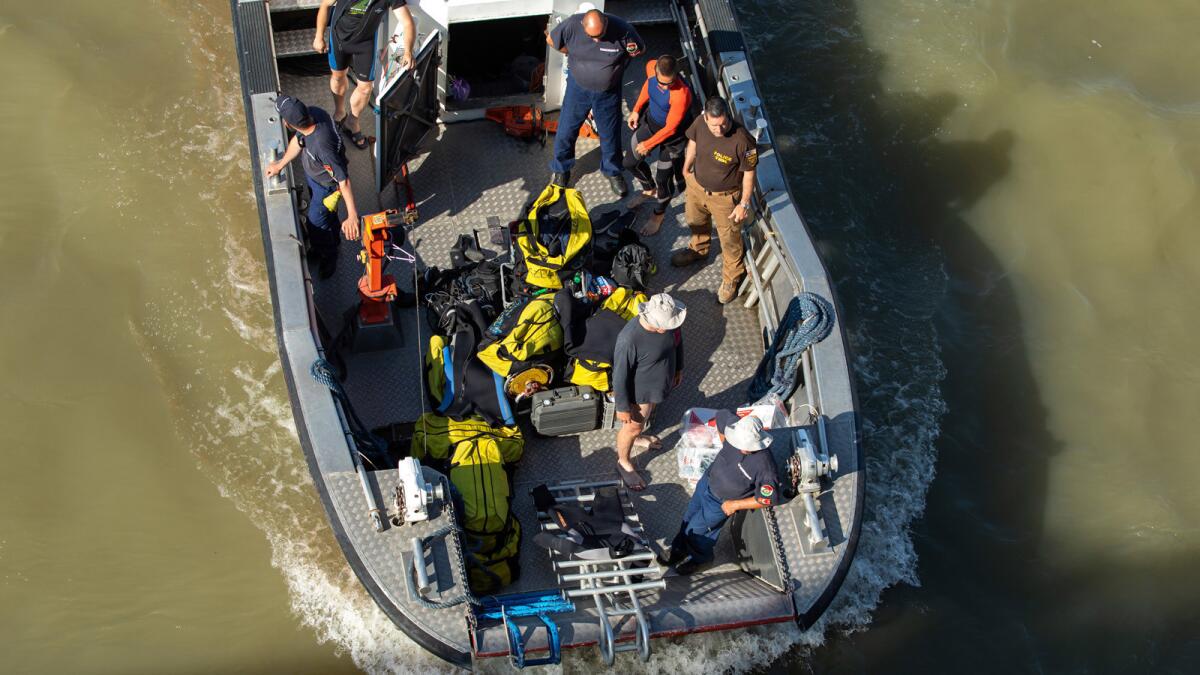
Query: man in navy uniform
546 8 645 196
265 96 361 279
662 414 780 575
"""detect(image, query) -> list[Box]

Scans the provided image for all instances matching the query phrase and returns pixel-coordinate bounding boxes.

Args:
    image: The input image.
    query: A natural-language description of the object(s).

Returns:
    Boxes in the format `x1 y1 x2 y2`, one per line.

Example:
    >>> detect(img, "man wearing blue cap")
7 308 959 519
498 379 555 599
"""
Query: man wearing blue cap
265 95 360 279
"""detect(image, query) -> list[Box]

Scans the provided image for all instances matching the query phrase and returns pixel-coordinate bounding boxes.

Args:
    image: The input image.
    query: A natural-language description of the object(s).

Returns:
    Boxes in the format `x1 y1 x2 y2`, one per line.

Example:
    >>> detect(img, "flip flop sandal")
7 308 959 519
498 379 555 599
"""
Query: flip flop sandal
617 464 647 491
626 190 655 209
632 434 662 451
338 118 369 150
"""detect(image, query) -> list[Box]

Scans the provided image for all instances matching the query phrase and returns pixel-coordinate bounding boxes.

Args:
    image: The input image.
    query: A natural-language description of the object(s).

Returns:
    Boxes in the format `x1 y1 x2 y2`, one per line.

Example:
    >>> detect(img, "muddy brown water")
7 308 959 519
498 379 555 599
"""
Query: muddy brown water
1 1 1197 673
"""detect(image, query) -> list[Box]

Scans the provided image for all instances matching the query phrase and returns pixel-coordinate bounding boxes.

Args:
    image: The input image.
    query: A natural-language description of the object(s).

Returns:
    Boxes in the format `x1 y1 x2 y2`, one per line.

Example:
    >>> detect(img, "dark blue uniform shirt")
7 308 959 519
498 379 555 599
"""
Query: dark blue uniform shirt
705 442 780 506
550 13 644 93
298 107 349 187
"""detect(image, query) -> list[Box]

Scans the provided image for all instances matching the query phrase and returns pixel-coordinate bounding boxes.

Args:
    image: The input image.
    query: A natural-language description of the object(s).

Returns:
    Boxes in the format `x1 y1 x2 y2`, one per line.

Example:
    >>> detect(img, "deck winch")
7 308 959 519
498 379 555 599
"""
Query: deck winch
786 421 837 549
346 209 410 353
394 457 446 524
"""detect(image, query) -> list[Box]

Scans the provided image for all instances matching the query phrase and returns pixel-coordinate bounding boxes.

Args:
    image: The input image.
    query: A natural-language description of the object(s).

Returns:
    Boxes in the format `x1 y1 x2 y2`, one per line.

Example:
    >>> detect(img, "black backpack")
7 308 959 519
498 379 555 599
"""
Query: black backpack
610 242 656 291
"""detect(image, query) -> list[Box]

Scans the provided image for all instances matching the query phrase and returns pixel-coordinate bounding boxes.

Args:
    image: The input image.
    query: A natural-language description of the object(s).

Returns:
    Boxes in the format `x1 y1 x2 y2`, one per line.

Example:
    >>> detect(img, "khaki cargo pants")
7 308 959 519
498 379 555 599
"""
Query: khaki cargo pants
683 173 745 286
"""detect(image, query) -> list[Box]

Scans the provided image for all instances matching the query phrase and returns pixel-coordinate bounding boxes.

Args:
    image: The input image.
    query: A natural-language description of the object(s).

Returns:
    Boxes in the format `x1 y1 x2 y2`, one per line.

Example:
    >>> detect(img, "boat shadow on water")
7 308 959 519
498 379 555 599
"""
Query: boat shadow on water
734 1 1071 672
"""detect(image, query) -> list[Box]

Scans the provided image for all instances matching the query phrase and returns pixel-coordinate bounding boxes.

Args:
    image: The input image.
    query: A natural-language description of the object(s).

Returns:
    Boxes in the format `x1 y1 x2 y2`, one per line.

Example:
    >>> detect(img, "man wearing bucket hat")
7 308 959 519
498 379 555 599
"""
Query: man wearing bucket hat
611 293 686 491
662 414 780 575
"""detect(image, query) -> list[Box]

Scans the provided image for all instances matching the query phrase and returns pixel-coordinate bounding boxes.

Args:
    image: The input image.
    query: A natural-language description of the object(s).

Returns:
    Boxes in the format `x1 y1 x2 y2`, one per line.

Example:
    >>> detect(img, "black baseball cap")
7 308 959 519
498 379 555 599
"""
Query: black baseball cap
276 95 312 127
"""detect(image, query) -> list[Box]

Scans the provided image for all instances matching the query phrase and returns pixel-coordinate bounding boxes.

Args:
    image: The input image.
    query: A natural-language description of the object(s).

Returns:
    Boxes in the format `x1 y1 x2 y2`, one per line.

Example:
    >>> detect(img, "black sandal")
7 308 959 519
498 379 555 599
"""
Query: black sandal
338 118 369 150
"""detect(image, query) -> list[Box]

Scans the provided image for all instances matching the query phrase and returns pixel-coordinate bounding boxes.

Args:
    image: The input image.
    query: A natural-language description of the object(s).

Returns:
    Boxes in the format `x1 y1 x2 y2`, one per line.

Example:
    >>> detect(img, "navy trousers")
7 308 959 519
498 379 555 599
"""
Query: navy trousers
549 75 623 177
669 474 729 566
305 175 341 264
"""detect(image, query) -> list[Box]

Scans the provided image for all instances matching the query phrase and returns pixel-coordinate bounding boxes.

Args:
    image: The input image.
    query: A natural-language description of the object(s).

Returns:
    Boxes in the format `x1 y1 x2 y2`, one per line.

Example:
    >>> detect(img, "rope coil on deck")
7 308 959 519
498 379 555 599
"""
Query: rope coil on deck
747 292 835 404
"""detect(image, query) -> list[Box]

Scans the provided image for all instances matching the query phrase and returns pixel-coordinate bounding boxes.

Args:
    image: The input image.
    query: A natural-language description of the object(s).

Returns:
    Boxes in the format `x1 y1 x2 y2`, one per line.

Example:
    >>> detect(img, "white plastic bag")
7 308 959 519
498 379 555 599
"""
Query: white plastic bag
675 408 724 483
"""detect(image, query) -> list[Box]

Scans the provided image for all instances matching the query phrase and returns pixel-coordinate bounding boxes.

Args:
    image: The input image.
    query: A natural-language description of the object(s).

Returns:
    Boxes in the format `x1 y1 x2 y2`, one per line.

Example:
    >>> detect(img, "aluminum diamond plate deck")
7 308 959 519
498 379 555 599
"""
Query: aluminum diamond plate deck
274 21 856 656
270 0 321 12
274 28 317 58
325 470 473 655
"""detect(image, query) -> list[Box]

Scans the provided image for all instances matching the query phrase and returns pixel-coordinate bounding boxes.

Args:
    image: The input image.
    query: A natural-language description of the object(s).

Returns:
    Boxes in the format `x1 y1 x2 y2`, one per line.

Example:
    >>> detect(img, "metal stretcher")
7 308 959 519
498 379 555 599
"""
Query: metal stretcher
535 479 666 665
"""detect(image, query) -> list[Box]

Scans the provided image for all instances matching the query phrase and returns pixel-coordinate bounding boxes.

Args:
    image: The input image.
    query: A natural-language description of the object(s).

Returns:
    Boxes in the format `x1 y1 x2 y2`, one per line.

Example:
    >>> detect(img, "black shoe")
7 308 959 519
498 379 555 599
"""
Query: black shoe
550 170 571 187
674 559 702 576
657 548 686 568
608 175 628 197
317 257 337 280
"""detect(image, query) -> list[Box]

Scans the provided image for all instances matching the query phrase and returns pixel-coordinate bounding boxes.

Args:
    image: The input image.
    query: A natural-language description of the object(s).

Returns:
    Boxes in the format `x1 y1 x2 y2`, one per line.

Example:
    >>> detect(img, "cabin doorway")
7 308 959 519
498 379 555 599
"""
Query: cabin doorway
445 15 549 111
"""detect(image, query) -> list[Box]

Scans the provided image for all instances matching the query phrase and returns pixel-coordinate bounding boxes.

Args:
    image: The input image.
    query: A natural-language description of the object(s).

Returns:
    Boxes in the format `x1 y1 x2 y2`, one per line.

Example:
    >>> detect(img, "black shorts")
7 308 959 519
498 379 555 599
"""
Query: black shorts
328 32 378 82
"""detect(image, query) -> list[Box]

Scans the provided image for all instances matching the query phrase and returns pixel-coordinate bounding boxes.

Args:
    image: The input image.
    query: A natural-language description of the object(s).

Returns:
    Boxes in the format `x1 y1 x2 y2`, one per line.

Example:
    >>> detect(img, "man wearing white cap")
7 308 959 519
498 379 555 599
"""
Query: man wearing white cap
662 414 780 575
611 293 686 491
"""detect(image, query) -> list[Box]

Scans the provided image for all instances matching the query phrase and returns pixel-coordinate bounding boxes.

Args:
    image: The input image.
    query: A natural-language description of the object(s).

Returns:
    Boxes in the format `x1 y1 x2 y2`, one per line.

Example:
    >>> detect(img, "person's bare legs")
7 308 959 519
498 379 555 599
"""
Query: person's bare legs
330 69 350 122
345 79 375 133
617 403 655 475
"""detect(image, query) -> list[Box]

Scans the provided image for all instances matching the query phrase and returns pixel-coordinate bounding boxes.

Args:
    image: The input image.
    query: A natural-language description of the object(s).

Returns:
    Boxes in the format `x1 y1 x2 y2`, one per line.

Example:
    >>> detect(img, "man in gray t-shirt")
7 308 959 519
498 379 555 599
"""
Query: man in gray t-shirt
611 294 686 490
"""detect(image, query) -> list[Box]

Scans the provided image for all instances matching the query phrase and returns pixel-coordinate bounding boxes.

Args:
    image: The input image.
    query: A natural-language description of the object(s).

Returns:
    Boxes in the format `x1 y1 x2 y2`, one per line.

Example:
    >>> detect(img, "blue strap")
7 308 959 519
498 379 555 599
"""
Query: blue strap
435 346 455 413
493 372 515 426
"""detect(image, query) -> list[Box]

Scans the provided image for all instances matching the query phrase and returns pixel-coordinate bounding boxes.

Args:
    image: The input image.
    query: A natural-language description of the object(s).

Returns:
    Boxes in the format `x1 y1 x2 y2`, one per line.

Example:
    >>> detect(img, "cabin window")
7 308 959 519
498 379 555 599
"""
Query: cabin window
446 15 548 109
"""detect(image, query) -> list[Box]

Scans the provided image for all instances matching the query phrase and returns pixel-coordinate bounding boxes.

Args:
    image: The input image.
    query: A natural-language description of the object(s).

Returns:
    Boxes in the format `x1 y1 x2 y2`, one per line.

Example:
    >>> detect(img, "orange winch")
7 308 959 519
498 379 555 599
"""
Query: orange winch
345 209 410 353
357 210 406 324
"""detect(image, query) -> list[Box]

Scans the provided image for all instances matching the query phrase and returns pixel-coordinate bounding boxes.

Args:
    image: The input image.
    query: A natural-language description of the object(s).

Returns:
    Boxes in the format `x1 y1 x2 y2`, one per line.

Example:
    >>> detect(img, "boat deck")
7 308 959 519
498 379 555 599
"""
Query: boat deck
281 56 766 592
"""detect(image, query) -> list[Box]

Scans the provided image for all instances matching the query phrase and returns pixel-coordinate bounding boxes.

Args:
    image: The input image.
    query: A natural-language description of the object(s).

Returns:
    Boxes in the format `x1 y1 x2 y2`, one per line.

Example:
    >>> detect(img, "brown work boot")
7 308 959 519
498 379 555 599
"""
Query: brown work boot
718 279 738 304
670 248 707 268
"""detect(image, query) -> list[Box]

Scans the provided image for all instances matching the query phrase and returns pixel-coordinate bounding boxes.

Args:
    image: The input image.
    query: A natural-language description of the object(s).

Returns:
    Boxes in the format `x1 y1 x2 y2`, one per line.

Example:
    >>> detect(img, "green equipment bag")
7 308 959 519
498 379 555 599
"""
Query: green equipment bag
410 413 524 593
466 519 521 594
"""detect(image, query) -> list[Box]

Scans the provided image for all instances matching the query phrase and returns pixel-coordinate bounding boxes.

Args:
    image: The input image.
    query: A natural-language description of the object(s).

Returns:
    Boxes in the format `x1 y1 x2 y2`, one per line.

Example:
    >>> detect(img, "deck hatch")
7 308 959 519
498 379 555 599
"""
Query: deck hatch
375 32 441 192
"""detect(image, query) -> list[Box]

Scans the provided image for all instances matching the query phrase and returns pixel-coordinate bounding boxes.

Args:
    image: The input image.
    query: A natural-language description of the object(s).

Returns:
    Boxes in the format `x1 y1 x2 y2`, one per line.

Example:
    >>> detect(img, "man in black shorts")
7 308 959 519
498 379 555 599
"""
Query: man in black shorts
611 293 686 491
313 0 415 150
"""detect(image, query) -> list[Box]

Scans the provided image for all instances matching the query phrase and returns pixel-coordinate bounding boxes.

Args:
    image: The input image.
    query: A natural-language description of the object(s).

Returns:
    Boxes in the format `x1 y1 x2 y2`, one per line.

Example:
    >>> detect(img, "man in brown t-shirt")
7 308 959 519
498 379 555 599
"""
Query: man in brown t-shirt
672 96 758 304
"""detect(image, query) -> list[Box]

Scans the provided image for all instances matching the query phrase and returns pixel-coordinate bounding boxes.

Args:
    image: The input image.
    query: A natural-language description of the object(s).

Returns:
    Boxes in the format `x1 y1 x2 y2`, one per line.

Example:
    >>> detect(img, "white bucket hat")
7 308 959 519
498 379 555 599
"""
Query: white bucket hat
724 415 773 452
638 293 687 331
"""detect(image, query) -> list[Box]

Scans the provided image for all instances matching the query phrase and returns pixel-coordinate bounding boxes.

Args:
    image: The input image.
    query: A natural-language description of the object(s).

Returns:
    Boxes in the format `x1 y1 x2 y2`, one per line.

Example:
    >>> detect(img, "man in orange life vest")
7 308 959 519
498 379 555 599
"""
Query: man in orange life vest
623 54 693 235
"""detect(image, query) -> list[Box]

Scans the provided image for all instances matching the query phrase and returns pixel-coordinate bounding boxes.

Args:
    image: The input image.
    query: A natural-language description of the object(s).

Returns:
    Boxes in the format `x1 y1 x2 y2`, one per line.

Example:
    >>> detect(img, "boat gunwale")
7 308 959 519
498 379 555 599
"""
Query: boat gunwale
228 0 473 667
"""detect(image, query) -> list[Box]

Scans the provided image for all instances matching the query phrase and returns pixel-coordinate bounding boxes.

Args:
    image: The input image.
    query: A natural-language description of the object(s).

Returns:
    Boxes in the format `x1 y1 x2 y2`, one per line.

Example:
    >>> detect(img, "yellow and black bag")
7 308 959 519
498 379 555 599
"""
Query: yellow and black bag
466 518 521 593
565 288 647 392
600 287 646 321
476 295 563 377
410 413 524 593
513 184 592 289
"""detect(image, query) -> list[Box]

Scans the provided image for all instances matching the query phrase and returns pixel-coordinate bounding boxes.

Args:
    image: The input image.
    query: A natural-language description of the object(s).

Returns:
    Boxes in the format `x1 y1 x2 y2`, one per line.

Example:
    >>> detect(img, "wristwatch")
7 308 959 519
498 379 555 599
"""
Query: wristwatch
738 201 750 210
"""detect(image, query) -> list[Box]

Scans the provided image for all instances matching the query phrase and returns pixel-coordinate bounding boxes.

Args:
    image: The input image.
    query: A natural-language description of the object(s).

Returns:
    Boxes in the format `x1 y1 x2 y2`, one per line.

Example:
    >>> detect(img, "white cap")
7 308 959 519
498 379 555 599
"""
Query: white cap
724 415 772 452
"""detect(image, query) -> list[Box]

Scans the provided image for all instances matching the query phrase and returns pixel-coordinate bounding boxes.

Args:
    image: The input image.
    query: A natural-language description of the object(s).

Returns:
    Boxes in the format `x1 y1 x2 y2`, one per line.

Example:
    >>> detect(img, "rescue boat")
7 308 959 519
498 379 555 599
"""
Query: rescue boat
230 0 863 667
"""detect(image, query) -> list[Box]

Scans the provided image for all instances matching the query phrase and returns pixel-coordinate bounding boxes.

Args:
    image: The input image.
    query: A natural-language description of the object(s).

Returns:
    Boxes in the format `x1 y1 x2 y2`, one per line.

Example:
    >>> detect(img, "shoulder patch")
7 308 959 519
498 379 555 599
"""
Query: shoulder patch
745 148 758 167
759 484 774 498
